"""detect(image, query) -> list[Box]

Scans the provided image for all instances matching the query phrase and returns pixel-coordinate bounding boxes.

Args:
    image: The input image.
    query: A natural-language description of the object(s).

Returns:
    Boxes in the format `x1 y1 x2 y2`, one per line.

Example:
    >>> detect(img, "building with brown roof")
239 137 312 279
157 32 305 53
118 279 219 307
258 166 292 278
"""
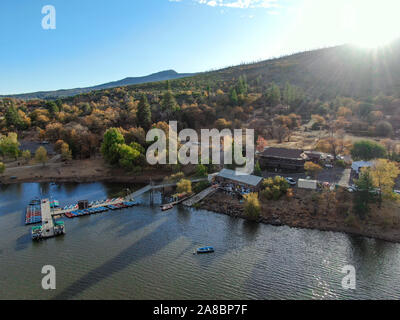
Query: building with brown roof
258 147 307 172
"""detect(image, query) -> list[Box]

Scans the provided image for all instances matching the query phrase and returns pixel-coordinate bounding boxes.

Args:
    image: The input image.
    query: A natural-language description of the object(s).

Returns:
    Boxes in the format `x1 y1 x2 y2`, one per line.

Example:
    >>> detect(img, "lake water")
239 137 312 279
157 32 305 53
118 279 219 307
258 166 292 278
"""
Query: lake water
0 182 400 300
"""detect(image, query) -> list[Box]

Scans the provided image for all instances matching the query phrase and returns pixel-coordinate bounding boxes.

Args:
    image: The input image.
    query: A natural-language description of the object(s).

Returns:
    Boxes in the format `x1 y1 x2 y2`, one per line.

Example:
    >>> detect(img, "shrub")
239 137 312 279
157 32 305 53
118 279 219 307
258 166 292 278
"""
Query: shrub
193 180 211 193
243 193 261 220
260 176 289 201
335 159 347 168
164 172 185 182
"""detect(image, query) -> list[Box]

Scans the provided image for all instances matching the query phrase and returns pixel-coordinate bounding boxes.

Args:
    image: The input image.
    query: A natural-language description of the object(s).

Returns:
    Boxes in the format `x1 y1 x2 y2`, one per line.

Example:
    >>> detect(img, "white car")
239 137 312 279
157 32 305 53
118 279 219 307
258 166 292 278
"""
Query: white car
285 177 297 186
325 164 334 168
394 190 400 195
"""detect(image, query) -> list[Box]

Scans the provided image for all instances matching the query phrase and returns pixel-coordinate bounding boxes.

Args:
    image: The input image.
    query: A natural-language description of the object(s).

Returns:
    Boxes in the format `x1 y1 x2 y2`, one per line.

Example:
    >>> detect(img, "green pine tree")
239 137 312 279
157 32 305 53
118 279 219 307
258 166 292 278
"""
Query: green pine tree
136 94 152 130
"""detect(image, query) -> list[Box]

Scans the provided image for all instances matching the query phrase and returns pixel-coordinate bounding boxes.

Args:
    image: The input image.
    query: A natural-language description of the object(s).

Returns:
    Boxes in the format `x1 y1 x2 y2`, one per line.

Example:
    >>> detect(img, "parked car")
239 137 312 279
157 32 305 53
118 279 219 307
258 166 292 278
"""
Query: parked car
347 185 358 193
394 190 400 195
285 177 297 186
325 164 334 168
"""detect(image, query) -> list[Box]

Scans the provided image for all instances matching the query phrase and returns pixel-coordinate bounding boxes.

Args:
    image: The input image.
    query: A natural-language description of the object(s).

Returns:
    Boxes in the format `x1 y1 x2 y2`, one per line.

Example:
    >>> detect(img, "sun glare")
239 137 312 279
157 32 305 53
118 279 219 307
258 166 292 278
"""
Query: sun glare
344 0 400 48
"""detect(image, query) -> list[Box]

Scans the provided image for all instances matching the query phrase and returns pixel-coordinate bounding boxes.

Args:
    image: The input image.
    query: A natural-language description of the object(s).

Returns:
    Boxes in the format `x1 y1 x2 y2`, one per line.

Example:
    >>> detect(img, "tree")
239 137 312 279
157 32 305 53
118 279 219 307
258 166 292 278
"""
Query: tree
0 162 5 174
101 128 125 165
243 193 261 220
60 142 72 161
35 146 48 166
305 161 323 179
354 169 376 218
22 150 31 162
136 94 152 130
161 91 179 113
265 83 281 106
254 161 262 177
0 133 20 160
351 140 387 161
375 121 393 137
5 105 22 129
195 164 207 177
176 179 192 194
256 136 268 153
369 159 400 207
229 88 238 105
117 143 141 171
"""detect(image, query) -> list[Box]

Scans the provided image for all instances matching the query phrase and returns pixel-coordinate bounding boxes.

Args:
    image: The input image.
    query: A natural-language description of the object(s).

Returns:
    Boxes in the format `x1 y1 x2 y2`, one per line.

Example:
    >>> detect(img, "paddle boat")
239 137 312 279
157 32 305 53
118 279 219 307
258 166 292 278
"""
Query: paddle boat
196 246 215 254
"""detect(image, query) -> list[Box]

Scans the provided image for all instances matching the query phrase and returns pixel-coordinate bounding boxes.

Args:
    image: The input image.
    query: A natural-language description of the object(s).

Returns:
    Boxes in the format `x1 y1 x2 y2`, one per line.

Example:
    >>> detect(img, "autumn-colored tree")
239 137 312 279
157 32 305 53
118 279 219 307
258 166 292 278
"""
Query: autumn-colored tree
60 142 72 161
34 146 48 166
243 193 261 220
316 136 352 160
176 179 192 194
22 150 31 162
305 161 323 179
369 159 400 207
256 136 268 153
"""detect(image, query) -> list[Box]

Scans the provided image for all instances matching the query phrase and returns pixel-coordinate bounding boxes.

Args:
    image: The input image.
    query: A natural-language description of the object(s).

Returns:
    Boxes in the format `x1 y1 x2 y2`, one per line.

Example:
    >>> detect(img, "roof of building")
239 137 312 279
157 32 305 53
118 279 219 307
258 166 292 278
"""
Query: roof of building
217 169 263 187
351 161 373 172
260 147 304 160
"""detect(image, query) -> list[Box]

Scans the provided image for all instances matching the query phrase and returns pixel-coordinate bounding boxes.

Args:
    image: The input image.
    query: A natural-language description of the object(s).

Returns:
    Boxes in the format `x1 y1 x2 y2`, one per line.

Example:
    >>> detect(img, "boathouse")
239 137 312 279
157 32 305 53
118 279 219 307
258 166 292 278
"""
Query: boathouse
214 168 263 192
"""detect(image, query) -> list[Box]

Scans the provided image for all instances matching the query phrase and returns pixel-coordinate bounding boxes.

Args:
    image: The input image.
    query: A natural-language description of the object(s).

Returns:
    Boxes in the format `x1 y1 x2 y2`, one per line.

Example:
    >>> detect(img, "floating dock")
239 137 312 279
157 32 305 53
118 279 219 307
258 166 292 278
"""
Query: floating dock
62 200 138 218
25 201 42 225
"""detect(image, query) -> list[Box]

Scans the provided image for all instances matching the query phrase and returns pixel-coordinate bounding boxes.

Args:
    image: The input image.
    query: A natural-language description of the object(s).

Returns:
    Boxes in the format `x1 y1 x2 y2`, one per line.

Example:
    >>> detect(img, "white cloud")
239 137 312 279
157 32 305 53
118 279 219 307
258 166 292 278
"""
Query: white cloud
196 0 279 9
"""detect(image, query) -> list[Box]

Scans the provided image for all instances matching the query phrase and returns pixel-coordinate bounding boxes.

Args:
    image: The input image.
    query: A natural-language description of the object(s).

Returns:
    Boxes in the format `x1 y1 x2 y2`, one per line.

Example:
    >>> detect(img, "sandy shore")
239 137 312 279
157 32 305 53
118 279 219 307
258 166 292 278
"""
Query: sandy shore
0 158 170 185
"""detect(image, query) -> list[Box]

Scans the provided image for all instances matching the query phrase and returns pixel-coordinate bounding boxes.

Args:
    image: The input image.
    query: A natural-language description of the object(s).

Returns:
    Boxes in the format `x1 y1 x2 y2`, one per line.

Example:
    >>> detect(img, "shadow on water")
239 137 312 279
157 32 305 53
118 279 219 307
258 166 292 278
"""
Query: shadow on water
242 220 260 242
52 217 180 300
15 233 31 251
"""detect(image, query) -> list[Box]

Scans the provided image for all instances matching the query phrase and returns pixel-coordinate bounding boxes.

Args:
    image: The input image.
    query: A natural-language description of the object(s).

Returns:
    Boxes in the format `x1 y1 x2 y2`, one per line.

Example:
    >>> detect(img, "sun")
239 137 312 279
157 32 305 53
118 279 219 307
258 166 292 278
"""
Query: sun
343 0 400 49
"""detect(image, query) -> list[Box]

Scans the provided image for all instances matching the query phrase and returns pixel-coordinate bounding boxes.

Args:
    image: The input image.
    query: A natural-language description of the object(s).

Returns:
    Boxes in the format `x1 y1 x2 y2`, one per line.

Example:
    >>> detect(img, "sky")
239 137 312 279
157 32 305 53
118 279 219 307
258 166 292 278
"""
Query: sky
1 0 400 95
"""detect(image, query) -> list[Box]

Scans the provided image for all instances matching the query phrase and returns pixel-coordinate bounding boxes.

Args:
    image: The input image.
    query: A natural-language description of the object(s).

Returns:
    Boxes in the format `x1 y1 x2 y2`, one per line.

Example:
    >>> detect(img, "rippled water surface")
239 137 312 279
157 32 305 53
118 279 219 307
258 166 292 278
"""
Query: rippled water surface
0 182 400 300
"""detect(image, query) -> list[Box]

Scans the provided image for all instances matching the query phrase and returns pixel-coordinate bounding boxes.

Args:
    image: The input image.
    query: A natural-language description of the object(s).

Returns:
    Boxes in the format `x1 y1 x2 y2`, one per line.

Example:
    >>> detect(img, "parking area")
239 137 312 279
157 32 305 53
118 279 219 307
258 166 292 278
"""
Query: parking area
261 167 352 187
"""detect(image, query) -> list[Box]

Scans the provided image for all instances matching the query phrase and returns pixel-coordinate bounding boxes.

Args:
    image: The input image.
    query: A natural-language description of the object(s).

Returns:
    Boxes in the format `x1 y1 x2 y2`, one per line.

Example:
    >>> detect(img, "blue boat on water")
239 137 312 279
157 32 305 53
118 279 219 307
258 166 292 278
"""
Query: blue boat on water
196 246 215 254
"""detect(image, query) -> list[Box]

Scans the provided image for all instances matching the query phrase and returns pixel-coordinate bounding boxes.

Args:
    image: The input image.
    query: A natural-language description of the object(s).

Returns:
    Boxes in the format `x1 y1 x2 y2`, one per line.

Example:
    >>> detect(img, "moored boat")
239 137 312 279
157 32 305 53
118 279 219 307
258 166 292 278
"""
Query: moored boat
161 203 174 211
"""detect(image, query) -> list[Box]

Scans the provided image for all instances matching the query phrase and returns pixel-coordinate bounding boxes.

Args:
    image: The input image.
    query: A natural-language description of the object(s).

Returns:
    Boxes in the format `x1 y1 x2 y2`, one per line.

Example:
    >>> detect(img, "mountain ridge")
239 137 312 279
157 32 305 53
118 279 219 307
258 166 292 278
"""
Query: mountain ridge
1 70 195 100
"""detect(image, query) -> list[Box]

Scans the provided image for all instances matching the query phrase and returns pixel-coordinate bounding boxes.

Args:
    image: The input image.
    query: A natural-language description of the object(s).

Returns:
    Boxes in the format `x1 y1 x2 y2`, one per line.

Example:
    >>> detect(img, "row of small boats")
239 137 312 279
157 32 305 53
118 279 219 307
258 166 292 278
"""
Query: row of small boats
64 201 139 218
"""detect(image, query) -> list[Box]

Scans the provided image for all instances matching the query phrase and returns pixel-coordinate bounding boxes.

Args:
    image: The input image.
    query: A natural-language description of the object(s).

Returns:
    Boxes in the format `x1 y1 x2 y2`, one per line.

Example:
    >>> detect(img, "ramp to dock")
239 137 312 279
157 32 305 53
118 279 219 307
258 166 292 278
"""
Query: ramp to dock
40 199 55 238
182 186 217 207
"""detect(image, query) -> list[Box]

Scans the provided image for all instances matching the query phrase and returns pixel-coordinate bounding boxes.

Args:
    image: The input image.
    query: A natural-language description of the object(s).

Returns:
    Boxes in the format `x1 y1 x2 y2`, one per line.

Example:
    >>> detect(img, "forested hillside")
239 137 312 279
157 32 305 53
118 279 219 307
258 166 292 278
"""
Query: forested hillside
1 42 400 167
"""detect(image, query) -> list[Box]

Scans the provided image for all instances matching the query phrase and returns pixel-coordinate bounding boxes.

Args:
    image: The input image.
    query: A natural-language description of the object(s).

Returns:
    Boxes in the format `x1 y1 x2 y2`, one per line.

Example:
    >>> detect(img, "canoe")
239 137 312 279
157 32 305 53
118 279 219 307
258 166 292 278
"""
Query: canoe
196 246 214 254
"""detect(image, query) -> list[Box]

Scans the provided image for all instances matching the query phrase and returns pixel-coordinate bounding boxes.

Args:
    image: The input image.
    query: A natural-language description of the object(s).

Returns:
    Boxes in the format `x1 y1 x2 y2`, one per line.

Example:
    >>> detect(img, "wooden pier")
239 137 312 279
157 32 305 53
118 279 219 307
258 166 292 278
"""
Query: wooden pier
182 186 217 207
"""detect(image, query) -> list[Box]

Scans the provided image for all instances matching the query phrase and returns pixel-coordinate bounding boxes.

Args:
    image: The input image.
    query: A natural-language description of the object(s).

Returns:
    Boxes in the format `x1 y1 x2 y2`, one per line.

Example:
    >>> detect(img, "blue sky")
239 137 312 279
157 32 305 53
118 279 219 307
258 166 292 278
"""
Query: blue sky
1 0 400 94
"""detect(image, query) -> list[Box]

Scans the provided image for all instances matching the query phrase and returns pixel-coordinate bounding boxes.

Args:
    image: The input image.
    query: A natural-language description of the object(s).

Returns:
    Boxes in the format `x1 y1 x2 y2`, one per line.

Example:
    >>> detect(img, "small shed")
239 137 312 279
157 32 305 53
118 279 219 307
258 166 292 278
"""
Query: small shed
298 179 317 190
351 161 373 174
